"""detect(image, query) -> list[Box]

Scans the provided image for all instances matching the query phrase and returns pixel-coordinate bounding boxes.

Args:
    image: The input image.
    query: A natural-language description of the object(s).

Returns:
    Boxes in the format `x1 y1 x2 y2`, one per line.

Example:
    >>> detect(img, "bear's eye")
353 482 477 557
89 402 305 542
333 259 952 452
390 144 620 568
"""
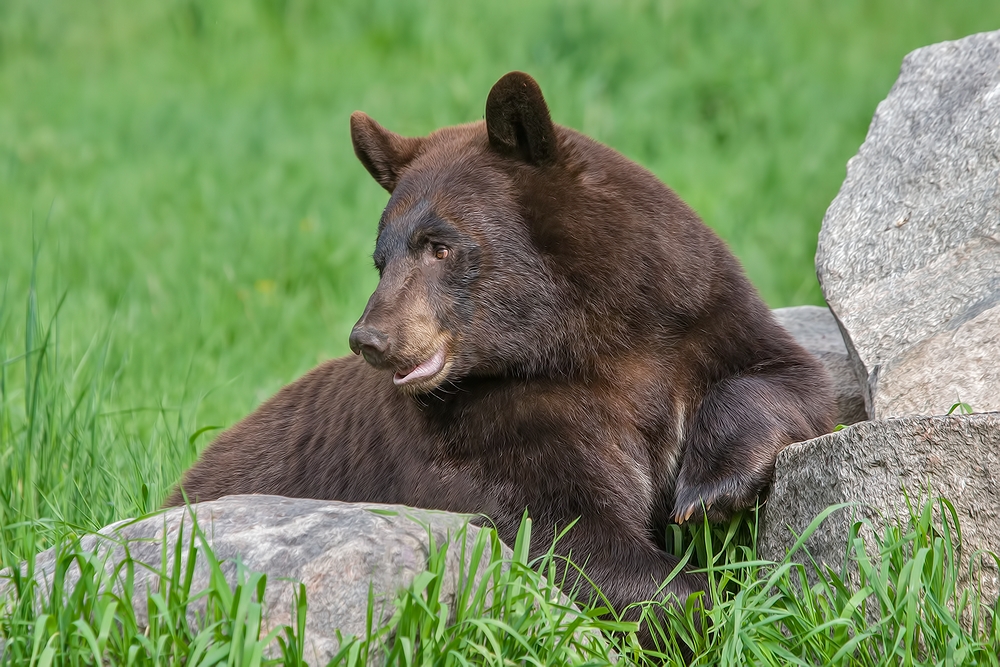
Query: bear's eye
434 245 450 260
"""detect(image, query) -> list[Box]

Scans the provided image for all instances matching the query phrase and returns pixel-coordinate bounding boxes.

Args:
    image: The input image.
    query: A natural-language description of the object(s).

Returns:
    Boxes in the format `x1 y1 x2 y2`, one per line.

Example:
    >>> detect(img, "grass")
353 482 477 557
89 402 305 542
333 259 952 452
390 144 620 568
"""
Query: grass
4 0 1000 439
3 492 998 664
3 0 1000 664
1 512 310 665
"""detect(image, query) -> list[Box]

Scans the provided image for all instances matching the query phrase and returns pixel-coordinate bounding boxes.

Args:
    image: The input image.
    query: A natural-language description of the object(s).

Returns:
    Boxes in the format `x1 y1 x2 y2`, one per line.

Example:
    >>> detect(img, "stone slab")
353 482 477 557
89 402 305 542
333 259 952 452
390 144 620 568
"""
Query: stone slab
1 495 498 665
760 414 1000 596
816 30 1000 418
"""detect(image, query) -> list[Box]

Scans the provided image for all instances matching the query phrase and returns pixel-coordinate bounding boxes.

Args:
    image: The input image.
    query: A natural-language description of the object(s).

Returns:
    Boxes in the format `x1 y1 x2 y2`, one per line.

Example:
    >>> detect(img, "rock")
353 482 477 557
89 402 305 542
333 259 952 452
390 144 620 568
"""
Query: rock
816 30 1000 419
1 495 504 665
759 413 1000 596
875 305 1000 418
772 306 867 427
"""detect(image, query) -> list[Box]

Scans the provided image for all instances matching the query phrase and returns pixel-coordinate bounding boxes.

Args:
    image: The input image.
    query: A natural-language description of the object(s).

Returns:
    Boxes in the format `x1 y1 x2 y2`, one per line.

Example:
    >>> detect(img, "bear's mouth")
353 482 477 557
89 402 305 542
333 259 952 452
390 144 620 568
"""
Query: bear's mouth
393 346 447 387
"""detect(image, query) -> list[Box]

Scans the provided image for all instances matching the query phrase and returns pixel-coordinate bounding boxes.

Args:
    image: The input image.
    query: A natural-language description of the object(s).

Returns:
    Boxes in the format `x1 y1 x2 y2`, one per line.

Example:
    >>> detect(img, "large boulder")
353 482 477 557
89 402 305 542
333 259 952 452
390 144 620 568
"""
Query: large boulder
772 306 867 427
1 496 502 665
816 30 1000 419
760 413 1000 595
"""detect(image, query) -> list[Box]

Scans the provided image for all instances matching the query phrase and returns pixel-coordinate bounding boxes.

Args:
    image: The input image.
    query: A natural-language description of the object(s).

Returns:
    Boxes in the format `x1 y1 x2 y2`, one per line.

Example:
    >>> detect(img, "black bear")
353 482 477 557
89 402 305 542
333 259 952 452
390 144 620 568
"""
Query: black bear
167 71 833 636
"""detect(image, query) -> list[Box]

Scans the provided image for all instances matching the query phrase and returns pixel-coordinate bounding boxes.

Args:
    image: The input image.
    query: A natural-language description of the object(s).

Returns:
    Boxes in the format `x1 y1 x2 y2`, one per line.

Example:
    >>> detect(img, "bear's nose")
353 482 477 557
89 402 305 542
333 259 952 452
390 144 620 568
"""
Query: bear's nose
349 325 390 367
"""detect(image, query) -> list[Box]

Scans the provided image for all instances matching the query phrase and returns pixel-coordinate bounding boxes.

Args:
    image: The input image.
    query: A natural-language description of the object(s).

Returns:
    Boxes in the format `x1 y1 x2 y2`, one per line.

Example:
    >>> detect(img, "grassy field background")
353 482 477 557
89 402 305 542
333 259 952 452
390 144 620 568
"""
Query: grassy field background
4 1 1000 663
3 0 1000 555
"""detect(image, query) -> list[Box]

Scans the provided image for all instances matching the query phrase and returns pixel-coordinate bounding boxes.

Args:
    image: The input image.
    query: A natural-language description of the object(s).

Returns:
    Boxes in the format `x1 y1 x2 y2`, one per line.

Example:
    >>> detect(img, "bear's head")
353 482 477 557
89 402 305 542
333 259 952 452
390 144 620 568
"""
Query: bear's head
349 71 712 395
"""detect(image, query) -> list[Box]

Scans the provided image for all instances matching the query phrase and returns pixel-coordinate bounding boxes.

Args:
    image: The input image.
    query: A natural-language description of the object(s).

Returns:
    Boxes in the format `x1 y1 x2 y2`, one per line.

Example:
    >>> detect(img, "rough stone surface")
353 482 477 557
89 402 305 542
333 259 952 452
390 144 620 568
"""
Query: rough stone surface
760 414 1000 595
875 305 1000 418
816 30 1000 419
772 306 867 427
1 495 502 665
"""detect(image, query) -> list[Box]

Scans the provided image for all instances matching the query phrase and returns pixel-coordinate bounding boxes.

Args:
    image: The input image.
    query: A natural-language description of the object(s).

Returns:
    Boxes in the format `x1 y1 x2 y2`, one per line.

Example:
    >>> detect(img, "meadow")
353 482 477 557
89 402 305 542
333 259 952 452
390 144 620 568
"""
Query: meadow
3 0 1000 663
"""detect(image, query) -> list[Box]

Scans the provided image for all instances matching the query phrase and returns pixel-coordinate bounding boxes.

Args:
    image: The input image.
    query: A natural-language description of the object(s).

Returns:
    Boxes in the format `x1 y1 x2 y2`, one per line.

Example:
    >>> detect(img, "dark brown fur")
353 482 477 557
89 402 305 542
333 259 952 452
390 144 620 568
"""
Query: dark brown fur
167 72 834 641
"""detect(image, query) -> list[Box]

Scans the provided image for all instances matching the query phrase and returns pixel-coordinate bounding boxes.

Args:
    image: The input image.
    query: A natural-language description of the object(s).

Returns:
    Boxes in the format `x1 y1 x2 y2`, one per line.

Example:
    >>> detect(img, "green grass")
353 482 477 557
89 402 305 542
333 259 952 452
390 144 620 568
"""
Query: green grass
3 0 1000 663
4 0 1000 441
3 494 998 664
2 511 311 665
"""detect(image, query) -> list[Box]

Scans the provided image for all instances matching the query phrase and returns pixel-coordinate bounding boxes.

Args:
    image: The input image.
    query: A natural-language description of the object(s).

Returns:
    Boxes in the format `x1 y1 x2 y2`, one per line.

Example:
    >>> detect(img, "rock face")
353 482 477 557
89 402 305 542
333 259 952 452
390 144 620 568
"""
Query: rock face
1 496 501 665
760 413 1000 595
772 306 867 427
816 30 1000 420
876 306 1000 419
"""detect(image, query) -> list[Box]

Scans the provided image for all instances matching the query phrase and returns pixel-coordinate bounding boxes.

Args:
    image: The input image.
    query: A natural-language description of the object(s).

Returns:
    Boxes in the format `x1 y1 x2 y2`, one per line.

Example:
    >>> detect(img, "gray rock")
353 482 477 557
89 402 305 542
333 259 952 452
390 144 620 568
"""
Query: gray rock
1 495 504 665
875 305 1000 418
772 306 867 427
759 414 1000 596
816 30 1000 419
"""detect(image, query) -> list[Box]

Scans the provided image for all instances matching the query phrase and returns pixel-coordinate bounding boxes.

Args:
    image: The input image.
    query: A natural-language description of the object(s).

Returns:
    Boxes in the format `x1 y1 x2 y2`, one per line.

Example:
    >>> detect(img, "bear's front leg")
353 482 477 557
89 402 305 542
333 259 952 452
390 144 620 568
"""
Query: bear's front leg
672 364 833 524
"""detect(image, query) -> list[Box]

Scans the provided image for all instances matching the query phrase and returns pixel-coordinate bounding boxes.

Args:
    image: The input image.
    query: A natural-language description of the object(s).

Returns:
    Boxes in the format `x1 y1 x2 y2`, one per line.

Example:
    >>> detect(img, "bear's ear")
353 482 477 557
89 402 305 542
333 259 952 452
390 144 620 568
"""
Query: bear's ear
485 72 558 166
350 111 423 193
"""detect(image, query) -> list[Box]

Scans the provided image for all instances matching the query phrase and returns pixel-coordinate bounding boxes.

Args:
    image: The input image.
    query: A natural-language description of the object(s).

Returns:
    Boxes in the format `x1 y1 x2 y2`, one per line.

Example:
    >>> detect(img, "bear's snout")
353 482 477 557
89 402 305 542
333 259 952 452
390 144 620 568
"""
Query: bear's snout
349 324 390 367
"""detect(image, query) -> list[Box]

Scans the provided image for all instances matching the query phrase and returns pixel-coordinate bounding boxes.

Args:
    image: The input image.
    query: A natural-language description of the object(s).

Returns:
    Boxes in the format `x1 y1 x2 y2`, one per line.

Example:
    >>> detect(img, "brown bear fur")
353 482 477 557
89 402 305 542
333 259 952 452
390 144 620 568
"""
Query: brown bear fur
167 72 834 637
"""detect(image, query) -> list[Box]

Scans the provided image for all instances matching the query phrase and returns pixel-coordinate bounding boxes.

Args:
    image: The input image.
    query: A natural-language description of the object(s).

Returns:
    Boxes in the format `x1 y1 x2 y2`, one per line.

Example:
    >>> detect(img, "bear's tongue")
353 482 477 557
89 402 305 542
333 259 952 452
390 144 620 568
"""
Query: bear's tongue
393 347 446 386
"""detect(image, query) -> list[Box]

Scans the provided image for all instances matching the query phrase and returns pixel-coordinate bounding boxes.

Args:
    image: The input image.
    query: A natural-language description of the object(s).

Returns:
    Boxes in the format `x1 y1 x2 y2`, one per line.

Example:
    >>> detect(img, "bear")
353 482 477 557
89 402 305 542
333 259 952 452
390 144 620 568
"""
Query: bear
167 71 834 642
